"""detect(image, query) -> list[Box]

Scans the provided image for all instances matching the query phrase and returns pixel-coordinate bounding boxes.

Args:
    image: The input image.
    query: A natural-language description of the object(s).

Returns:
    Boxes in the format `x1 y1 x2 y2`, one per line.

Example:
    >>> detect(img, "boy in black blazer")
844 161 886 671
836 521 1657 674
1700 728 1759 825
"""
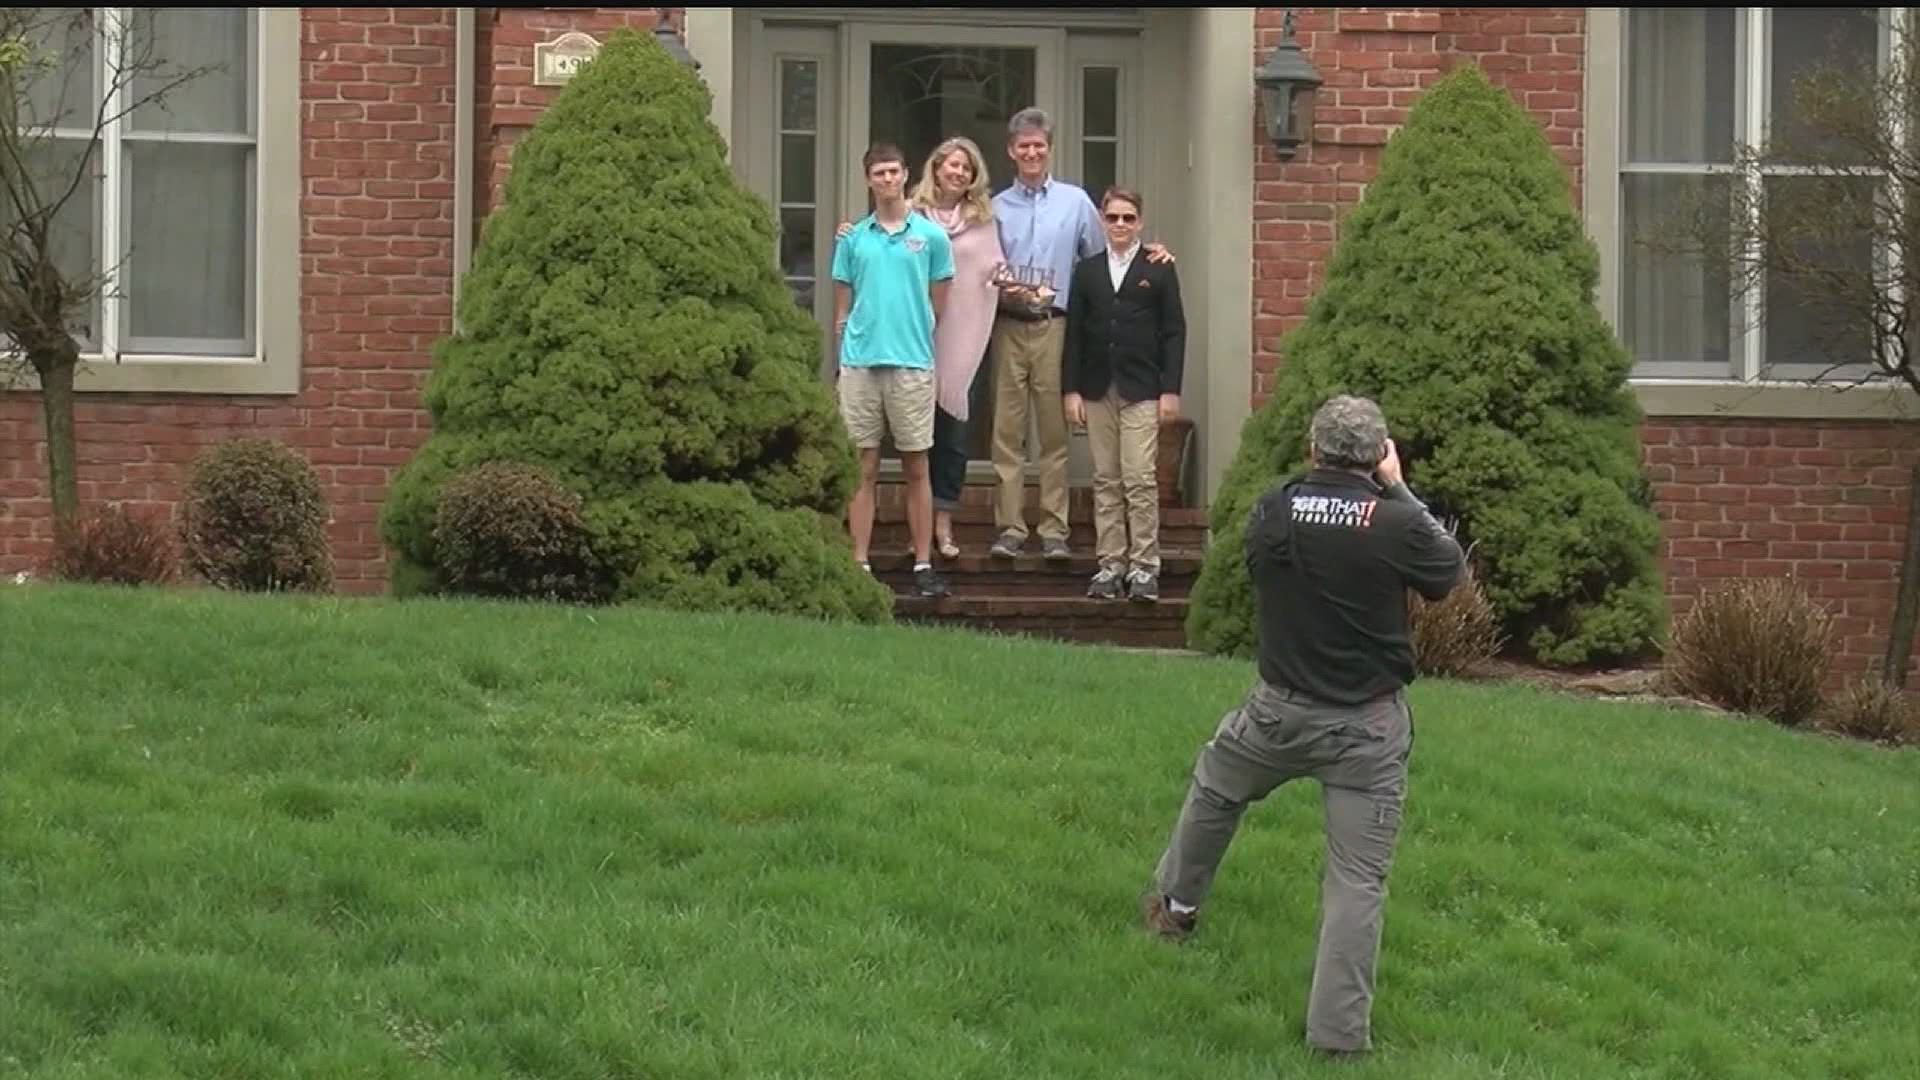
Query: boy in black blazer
1062 187 1187 602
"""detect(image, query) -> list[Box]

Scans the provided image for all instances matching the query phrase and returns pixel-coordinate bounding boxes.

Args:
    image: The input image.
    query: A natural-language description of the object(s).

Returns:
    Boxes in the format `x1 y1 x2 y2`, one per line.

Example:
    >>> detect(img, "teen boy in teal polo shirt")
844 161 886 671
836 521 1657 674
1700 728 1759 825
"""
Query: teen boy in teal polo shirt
832 142 956 599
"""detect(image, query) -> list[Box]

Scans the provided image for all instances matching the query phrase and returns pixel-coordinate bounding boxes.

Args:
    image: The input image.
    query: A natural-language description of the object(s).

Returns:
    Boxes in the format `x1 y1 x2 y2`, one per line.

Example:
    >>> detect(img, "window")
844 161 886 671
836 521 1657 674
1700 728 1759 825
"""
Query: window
1616 7 1888 384
1080 66 1120 199
777 57 819 313
7 7 299 394
1067 32 1139 208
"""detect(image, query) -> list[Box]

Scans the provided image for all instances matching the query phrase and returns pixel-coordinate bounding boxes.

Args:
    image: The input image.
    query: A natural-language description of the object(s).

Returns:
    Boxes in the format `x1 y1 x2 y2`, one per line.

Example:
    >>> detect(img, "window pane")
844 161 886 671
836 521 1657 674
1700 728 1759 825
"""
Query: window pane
780 134 815 206
780 60 817 132
124 142 252 350
127 8 252 135
1622 173 1733 375
1771 8 1881 160
1761 175 1876 378
786 279 815 313
20 10 97 132
1625 8 1737 164
1082 141 1117 204
1083 67 1118 138
778 207 814 281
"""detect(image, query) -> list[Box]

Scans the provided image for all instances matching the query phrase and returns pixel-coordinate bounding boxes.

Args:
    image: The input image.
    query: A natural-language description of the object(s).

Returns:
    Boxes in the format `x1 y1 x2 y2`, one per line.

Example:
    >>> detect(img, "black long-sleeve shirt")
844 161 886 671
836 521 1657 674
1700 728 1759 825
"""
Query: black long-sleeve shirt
1243 467 1466 704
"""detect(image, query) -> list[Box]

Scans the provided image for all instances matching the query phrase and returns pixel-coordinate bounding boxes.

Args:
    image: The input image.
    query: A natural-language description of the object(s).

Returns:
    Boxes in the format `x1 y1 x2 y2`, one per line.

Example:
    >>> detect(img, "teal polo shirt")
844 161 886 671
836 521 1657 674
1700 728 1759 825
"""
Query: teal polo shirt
830 211 955 370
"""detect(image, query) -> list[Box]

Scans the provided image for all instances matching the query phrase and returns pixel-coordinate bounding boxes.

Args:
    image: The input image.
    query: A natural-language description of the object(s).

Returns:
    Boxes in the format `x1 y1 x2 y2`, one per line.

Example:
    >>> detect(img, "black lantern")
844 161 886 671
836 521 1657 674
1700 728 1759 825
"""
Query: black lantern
654 19 700 71
1254 10 1322 158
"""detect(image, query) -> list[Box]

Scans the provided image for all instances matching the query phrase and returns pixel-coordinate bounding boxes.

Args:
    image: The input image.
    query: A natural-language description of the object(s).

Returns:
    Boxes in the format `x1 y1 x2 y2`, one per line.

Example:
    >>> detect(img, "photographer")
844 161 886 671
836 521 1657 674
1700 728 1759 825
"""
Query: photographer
1137 394 1464 1060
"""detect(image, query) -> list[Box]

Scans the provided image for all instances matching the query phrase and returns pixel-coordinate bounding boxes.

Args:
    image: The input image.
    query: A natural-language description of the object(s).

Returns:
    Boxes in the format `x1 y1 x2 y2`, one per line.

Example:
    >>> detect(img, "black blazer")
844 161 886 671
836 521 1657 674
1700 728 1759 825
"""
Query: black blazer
1062 247 1187 404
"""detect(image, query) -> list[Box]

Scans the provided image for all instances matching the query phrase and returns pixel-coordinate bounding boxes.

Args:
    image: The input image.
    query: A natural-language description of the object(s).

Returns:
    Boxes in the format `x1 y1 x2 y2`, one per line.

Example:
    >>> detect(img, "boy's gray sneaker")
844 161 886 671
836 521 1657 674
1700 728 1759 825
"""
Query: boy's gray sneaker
1127 568 1159 603
988 531 1024 559
1042 537 1072 561
1087 567 1123 599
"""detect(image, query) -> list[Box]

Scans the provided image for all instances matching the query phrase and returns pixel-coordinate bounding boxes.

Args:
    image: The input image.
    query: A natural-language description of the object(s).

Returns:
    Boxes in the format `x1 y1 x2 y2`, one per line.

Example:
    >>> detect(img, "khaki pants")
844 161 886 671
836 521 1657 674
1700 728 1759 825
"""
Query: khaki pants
989 315 1069 544
1152 680 1413 1054
1086 390 1159 573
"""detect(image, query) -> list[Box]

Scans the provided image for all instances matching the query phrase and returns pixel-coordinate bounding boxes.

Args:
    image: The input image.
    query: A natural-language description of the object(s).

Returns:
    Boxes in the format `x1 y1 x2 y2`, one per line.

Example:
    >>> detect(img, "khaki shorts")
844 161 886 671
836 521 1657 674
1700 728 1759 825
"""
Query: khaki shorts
837 365 935 452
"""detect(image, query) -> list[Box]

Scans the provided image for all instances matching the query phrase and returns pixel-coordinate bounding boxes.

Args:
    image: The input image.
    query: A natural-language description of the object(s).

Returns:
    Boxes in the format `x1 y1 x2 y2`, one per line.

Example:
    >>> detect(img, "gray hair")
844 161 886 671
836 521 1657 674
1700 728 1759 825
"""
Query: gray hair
1309 395 1389 472
1008 107 1052 144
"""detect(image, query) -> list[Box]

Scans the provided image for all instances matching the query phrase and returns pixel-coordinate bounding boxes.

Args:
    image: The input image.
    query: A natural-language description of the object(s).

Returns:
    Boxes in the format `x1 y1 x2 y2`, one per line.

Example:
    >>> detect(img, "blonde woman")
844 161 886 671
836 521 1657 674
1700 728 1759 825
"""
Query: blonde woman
840 136 1006 557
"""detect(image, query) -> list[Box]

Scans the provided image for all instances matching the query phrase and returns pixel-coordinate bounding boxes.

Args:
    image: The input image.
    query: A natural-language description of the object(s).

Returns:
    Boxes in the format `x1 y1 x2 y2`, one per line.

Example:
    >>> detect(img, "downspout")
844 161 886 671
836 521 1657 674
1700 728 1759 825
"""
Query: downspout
452 6 476 334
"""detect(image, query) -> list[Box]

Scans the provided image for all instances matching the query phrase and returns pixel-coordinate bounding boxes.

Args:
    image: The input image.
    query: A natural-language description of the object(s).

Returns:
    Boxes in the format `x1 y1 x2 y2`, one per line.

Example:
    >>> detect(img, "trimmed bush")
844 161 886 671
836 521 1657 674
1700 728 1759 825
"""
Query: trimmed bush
1186 64 1666 667
1824 678 1918 746
1665 579 1832 727
434 462 613 604
52 502 178 586
180 438 333 593
1411 568 1505 678
378 28 889 623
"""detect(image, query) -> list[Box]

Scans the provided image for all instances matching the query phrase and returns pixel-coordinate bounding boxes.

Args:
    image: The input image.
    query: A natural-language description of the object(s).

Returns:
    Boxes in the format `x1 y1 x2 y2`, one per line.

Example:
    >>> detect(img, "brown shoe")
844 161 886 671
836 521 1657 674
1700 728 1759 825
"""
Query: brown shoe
1139 891 1197 942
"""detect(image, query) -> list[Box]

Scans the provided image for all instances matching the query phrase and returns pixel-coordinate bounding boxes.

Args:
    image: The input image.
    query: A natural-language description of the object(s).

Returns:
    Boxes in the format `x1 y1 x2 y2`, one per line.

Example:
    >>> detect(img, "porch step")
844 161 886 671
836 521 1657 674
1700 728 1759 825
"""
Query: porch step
869 551 1201 600
892 594 1192 650
862 478 1208 649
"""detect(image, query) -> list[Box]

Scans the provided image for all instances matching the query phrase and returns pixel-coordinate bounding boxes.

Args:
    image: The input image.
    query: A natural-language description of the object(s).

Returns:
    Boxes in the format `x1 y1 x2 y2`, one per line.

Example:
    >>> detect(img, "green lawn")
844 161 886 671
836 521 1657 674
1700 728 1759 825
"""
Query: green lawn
2 584 1916 1079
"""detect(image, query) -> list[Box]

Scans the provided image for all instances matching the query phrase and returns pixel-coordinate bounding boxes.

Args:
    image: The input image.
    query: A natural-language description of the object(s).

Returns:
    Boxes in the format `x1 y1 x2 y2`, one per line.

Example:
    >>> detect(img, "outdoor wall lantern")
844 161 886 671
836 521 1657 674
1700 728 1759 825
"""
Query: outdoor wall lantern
1254 10 1322 158
654 20 700 71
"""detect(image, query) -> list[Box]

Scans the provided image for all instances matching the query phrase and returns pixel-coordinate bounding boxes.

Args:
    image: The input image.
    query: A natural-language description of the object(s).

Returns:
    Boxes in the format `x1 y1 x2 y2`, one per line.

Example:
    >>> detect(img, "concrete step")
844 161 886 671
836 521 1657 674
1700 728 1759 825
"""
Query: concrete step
891 594 1191 649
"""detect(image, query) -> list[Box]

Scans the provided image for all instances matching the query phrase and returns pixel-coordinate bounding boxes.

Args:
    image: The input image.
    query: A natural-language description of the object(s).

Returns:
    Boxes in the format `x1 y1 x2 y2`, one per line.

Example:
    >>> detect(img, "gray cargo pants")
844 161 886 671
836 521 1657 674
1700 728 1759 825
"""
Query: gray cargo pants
1151 678 1413 1053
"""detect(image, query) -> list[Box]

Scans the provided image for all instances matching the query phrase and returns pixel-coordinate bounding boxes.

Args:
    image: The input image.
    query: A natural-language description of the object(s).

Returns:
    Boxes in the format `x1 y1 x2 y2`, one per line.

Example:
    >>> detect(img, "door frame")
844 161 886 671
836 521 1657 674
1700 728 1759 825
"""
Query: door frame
839 22 1067 226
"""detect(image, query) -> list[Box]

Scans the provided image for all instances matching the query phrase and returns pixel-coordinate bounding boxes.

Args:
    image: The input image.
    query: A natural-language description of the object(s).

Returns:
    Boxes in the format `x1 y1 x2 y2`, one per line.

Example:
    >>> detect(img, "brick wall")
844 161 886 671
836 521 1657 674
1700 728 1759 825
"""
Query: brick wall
1 7 458 590
1645 420 1920 682
1251 7 1587 403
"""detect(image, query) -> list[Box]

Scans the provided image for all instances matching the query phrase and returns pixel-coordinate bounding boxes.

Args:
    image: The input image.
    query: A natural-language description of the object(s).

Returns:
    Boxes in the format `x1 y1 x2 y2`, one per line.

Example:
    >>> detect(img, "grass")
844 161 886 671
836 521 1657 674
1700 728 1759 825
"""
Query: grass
1 583 1917 1079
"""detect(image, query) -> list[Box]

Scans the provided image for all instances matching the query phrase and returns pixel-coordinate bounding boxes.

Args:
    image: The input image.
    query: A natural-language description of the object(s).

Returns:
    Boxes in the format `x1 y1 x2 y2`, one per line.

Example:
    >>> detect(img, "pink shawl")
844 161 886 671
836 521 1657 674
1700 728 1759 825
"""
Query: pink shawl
924 205 1004 422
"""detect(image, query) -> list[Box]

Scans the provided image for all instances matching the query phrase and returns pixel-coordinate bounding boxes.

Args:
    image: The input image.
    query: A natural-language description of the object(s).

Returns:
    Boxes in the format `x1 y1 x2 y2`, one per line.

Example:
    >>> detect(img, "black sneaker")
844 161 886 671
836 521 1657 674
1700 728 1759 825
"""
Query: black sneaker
1126 569 1159 603
913 565 952 598
1087 566 1123 600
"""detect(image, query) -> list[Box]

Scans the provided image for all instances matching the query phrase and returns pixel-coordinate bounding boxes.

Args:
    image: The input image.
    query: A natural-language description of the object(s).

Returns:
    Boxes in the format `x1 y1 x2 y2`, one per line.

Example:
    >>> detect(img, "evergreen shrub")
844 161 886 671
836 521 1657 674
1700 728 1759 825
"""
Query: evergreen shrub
378 29 890 624
1187 65 1666 666
180 438 333 593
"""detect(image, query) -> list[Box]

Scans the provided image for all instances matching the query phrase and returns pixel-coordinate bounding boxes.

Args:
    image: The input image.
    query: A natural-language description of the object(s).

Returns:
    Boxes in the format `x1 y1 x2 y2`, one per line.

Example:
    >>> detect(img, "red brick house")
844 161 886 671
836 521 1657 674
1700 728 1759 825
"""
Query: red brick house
2 8 1913 678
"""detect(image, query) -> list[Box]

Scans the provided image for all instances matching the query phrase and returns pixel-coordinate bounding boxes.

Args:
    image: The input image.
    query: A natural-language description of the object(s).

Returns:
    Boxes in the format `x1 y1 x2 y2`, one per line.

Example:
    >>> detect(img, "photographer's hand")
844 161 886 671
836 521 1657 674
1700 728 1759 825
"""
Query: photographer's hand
1375 438 1404 489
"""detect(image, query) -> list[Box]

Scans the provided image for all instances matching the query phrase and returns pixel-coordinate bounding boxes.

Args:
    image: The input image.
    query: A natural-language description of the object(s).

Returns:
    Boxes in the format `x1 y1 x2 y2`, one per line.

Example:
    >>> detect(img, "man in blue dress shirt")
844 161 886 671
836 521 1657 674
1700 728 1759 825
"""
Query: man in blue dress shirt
987 108 1173 561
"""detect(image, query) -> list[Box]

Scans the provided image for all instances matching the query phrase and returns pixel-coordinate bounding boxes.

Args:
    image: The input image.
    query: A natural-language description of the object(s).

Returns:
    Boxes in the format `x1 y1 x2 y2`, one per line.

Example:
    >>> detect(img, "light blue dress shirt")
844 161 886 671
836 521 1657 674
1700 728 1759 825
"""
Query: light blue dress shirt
991 176 1105 313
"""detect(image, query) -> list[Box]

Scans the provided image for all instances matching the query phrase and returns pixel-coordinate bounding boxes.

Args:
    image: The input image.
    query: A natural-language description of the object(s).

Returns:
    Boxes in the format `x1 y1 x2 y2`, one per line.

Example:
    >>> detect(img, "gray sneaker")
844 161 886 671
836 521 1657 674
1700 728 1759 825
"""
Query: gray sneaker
1041 537 1072 562
1126 568 1159 603
988 531 1025 559
1087 566 1123 600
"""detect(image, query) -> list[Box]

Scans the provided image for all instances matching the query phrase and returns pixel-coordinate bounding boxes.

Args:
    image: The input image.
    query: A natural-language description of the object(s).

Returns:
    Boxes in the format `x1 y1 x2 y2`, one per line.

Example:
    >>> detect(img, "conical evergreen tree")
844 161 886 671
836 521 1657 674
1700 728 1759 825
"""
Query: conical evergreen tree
1187 64 1666 666
380 29 891 622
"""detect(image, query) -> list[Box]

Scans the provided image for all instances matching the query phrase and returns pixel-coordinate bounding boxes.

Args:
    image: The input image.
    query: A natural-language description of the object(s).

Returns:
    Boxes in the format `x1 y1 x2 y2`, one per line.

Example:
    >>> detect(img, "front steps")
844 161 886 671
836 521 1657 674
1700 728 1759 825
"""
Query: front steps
865 479 1209 649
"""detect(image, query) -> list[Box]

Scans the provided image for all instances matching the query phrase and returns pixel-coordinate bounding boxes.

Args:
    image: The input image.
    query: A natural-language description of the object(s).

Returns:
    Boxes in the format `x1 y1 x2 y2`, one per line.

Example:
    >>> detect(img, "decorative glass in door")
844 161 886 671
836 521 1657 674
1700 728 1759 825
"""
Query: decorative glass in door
866 45 1037 201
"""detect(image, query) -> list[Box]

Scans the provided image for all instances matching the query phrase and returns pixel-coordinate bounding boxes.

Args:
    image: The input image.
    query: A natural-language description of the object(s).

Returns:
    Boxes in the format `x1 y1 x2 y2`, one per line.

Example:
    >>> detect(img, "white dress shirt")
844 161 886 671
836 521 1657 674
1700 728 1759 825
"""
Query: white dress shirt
1107 242 1140 292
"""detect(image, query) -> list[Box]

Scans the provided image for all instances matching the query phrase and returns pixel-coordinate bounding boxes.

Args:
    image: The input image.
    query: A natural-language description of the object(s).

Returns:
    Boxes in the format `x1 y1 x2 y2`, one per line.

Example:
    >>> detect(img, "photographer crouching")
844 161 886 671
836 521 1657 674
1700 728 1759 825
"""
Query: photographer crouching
1139 394 1466 1059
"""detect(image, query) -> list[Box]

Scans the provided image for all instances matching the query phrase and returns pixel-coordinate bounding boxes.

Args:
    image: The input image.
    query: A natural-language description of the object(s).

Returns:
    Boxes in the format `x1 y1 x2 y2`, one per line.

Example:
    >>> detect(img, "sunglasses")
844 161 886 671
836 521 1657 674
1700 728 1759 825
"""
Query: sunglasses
1103 211 1138 224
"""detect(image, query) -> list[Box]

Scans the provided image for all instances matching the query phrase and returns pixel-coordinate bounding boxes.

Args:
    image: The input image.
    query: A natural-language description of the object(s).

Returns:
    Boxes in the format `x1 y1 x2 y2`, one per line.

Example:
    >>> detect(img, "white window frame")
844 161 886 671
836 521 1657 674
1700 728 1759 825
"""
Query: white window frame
1587 6 1914 419
49 6 301 396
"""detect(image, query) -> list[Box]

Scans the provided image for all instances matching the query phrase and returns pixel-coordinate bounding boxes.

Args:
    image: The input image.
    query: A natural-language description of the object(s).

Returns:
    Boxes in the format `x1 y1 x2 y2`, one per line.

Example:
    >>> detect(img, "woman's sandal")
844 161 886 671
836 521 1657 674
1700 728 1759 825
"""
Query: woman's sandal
936 534 960 560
